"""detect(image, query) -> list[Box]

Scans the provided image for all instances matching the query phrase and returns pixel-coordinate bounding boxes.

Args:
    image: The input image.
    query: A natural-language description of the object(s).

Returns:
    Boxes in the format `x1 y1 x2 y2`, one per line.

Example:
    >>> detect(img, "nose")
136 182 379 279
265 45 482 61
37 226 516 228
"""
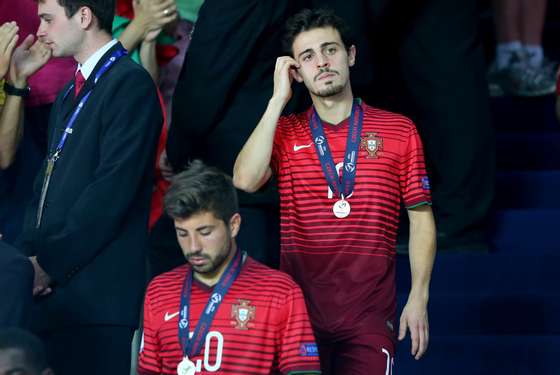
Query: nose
316 53 329 68
189 234 202 252
36 21 47 40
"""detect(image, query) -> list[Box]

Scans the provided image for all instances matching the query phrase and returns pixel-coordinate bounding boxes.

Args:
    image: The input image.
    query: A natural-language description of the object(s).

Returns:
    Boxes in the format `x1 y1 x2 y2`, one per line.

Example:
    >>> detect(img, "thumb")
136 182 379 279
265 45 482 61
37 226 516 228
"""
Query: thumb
398 316 408 341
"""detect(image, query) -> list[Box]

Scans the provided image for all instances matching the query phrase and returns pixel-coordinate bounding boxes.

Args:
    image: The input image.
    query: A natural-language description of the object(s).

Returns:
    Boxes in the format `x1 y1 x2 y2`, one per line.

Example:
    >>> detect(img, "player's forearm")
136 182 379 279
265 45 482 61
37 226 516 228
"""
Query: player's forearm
233 96 285 192
0 96 24 169
407 205 436 301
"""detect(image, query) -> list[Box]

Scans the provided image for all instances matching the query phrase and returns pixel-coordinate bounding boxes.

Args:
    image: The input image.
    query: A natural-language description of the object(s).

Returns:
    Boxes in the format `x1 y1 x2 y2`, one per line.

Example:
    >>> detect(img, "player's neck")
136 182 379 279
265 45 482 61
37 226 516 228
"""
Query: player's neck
193 242 238 287
311 86 354 125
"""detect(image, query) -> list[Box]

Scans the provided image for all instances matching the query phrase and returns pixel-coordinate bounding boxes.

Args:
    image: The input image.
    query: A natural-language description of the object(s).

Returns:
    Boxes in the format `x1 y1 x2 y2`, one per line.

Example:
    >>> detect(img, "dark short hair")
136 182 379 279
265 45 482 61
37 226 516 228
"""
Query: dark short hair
164 160 239 224
0 328 49 373
38 0 115 34
282 8 355 55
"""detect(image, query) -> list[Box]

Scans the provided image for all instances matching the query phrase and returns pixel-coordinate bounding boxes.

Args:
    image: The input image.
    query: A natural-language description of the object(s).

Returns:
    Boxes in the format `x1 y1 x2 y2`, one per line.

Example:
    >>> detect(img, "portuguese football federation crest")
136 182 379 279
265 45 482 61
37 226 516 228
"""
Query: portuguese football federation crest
231 299 256 330
360 132 383 159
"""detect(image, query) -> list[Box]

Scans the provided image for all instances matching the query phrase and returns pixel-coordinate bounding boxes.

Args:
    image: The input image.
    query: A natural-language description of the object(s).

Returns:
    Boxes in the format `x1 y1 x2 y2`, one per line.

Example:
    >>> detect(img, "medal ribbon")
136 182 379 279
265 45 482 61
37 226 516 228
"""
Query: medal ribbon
309 99 363 199
36 48 127 228
178 248 243 358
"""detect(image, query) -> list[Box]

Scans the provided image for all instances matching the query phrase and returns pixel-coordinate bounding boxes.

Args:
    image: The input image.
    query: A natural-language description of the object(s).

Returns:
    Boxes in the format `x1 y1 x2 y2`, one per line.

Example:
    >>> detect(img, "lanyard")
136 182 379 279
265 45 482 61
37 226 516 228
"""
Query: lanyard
53 48 127 161
35 47 127 228
309 99 363 199
178 249 243 358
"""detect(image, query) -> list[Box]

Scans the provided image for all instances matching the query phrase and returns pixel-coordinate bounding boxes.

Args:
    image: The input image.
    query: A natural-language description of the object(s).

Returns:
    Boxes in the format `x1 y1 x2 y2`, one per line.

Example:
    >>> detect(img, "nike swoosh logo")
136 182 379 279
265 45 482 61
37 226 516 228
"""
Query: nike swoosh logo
164 311 180 322
293 143 313 152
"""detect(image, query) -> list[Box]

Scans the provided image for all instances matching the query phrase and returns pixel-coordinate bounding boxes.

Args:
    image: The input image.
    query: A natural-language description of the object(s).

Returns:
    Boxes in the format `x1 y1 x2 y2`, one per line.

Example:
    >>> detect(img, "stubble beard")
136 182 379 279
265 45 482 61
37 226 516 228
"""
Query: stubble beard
190 235 232 275
312 83 346 98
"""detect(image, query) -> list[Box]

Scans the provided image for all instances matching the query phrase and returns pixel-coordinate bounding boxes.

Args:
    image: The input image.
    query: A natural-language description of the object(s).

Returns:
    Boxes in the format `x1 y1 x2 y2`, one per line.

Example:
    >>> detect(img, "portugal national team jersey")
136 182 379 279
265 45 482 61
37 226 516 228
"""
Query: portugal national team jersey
271 102 431 339
138 257 321 375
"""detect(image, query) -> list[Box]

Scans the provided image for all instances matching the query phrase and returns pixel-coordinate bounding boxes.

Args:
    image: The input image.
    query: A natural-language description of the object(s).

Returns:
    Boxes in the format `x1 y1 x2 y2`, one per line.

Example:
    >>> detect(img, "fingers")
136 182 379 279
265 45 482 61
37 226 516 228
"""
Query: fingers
398 313 407 341
415 320 429 360
0 22 19 54
18 34 35 51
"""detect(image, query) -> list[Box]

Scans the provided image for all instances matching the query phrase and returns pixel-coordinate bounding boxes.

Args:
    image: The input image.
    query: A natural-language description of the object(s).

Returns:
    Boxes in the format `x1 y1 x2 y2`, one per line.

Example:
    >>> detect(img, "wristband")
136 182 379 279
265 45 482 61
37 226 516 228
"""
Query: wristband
3 81 30 97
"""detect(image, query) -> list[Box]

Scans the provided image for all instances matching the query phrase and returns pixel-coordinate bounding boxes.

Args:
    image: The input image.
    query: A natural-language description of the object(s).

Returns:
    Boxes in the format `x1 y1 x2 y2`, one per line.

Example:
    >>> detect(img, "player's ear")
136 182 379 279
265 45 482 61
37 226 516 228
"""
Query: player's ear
347 45 356 67
291 66 304 83
229 213 241 238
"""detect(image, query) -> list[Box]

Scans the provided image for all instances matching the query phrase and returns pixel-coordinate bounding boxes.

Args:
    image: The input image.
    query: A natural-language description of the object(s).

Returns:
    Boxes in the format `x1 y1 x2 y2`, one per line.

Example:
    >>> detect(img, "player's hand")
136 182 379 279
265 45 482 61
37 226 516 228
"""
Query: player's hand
398 295 429 360
9 34 51 88
272 56 299 105
0 22 19 79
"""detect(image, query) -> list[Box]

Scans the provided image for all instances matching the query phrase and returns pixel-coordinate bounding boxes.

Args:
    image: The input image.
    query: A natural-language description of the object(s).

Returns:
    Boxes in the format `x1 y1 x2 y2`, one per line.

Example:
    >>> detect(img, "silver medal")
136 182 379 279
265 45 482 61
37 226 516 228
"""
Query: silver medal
333 199 351 218
177 356 196 375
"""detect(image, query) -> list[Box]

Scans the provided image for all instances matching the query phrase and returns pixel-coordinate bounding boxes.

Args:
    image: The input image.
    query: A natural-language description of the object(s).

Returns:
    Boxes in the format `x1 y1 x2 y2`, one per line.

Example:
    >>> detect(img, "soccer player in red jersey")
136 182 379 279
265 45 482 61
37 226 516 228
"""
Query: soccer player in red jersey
137 160 321 375
234 8 437 375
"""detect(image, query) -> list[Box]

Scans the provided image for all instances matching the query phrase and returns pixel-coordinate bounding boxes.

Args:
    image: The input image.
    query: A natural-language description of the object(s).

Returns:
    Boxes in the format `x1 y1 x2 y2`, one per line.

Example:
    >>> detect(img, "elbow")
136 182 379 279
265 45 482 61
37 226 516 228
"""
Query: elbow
232 171 260 193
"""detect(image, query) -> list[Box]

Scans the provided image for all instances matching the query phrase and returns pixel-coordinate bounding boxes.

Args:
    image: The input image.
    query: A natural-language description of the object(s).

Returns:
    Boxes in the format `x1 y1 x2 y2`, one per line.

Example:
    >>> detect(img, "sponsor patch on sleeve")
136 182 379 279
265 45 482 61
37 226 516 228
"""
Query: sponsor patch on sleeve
421 176 430 190
299 343 319 357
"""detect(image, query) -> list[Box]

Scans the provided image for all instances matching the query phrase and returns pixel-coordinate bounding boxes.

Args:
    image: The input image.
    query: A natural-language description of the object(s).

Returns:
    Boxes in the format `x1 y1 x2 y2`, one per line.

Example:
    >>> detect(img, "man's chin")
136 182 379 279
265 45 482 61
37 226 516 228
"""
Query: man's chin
314 84 345 98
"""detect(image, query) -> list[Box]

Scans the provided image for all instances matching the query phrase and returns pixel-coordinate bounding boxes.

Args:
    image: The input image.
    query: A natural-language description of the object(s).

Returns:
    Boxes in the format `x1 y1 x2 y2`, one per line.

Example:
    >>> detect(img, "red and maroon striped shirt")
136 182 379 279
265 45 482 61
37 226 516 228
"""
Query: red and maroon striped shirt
138 257 321 375
271 102 431 339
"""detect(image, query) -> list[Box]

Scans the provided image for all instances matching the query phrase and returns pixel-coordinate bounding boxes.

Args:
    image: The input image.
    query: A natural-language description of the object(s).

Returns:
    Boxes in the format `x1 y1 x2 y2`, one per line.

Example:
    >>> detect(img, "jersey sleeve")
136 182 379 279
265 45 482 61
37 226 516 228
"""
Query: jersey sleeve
137 287 163 375
277 283 322 375
270 117 288 175
399 122 432 209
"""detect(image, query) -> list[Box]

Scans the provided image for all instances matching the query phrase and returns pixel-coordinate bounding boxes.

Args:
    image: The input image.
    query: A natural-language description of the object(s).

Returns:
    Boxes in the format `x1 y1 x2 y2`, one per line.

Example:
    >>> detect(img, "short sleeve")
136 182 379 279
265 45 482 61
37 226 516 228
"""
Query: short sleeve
277 283 321 375
270 117 289 175
399 123 432 209
137 288 163 375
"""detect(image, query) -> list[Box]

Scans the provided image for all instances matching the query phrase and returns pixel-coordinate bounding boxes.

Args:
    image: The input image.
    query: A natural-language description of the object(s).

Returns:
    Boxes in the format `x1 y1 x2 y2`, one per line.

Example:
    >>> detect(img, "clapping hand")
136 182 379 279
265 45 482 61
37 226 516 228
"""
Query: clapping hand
9 34 51 88
133 0 178 43
0 22 19 79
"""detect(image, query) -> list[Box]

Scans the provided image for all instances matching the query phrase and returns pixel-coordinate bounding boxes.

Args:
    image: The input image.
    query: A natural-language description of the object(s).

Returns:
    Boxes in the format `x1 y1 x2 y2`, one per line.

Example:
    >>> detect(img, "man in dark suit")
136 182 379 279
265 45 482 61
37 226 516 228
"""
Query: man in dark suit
16 1 162 374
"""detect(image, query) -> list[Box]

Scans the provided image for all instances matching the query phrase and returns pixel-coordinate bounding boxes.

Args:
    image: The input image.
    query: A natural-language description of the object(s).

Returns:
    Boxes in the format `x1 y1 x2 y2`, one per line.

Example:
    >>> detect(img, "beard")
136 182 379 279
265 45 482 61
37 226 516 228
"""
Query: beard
188 235 232 275
312 83 346 98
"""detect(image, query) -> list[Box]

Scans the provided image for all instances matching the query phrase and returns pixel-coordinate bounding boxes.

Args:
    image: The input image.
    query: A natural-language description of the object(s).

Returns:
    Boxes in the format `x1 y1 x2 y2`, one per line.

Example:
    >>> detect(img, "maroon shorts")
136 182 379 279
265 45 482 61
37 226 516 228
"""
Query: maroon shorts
317 333 394 375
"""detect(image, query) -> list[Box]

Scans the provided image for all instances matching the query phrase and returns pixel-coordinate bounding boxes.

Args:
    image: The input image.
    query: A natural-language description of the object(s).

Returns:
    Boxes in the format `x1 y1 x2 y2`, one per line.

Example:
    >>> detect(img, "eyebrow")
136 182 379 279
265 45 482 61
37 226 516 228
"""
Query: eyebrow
38 13 52 19
297 42 341 59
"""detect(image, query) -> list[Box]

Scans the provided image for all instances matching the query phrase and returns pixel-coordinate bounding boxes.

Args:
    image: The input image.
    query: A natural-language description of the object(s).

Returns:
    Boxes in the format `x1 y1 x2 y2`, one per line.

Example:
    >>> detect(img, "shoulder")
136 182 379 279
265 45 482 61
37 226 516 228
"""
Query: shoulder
242 258 303 294
104 55 156 92
146 265 187 296
277 110 309 131
362 102 417 132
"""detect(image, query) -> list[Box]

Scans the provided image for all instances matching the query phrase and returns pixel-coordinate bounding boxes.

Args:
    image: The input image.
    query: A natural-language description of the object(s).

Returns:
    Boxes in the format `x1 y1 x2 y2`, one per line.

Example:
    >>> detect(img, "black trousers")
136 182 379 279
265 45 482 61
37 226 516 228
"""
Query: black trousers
312 0 496 247
0 241 34 328
40 325 135 375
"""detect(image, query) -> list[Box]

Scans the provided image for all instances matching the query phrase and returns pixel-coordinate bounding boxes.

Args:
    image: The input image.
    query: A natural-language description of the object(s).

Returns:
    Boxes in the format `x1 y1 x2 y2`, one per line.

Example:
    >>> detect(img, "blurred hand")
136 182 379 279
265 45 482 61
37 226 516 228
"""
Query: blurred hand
29 256 53 297
9 34 51 88
133 0 178 42
158 150 174 181
0 22 19 79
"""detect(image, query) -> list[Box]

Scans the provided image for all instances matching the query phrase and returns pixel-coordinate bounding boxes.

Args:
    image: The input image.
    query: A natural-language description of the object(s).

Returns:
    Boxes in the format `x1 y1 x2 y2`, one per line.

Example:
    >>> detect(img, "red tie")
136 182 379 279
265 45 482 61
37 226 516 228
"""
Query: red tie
74 70 86 97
